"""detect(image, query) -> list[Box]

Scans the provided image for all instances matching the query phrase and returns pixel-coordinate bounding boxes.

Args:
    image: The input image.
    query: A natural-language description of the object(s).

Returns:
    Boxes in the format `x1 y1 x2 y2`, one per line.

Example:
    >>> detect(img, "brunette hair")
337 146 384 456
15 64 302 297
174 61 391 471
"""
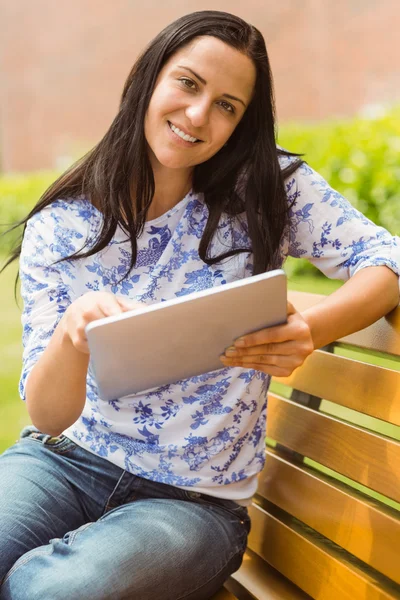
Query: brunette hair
2 10 302 283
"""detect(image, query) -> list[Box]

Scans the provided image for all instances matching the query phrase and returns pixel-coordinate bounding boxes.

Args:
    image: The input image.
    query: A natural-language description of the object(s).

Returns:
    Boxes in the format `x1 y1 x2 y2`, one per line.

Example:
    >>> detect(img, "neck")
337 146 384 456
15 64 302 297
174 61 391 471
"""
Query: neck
146 162 193 221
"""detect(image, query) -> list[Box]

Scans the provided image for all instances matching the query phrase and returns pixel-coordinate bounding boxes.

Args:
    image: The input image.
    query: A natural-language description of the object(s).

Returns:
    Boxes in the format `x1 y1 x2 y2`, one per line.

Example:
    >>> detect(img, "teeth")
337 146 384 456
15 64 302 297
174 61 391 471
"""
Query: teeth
169 122 198 143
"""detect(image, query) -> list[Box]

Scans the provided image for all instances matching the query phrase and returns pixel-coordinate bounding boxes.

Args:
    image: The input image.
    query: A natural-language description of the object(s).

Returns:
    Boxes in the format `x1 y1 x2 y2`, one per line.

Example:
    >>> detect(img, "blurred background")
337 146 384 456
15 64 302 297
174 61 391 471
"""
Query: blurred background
1 0 399 451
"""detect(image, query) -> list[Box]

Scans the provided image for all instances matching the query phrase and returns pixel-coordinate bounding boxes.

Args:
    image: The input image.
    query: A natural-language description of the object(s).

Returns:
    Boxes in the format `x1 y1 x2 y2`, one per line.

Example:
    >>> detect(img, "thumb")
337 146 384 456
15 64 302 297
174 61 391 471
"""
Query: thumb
287 301 297 316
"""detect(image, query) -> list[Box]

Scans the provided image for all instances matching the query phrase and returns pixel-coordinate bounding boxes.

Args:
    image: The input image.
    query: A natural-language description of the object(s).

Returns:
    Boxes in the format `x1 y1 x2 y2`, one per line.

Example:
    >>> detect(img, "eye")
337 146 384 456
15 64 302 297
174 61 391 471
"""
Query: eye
179 77 197 90
218 100 235 114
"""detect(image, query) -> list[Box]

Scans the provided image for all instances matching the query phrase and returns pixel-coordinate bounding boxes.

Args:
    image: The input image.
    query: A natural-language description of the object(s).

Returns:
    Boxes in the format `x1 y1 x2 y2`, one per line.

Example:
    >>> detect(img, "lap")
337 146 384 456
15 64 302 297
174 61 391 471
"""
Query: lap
1 494 250 600
0 428 120 581
0 433 86 580
0 428 250 599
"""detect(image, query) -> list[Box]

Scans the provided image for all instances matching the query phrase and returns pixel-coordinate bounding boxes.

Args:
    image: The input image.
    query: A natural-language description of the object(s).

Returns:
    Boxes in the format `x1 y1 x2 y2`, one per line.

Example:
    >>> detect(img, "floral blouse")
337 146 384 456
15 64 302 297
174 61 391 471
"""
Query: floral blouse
19 158 400 502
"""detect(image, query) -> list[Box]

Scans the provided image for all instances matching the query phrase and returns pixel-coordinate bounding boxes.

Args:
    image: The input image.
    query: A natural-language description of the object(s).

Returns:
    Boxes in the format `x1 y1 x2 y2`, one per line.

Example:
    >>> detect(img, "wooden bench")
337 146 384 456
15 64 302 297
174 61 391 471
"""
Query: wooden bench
213 290 400 600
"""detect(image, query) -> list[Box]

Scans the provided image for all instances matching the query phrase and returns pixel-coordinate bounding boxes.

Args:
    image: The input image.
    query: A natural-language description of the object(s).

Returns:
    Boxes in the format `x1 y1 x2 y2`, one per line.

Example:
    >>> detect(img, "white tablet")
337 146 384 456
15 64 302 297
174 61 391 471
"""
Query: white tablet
85 269 287 400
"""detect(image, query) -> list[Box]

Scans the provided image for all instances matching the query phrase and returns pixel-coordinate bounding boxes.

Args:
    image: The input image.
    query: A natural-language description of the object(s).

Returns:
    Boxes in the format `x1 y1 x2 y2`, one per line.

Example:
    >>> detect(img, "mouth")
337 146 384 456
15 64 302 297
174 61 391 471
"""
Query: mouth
167 121 203 144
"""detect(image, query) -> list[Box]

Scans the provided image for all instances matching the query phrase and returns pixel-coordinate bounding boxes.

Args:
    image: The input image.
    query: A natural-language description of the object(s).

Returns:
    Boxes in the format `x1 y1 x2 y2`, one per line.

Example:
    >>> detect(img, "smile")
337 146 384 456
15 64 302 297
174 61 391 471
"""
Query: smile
168 121 202 144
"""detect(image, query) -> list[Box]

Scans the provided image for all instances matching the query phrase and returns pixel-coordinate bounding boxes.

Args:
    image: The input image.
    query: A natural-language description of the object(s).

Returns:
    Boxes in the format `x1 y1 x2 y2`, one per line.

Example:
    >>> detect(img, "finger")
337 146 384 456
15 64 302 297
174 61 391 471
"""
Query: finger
116 297 143 312
78 303 121 351
69 329 91 354
287 301 296 316
219 358 295 378
234 314 310 349
225 340 299 358
79 304 111 324
98 300 125 318
81 298 124 320
221 354 298 369
234 322 292 348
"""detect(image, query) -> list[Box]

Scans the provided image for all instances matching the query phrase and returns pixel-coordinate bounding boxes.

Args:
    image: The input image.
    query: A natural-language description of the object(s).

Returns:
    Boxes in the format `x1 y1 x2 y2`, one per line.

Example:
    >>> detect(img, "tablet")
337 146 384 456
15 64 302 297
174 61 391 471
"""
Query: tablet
85 269 287 400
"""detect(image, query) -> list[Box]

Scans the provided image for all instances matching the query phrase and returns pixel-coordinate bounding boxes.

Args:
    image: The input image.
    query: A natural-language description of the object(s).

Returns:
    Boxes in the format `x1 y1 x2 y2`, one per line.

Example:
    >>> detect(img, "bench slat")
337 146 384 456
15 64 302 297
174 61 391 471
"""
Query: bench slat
276 350 400 426
228 549 310 599
267 394 400 503
257 448 400 584
288 291 400 356
247 502 400 600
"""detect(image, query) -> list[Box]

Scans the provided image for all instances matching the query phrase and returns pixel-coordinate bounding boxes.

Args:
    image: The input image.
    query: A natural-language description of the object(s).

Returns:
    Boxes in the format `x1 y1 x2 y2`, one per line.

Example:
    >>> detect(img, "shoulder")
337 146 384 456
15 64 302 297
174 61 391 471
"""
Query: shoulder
277 145 305 170
27 197 101 238
24 197 102 261
29 196 100 227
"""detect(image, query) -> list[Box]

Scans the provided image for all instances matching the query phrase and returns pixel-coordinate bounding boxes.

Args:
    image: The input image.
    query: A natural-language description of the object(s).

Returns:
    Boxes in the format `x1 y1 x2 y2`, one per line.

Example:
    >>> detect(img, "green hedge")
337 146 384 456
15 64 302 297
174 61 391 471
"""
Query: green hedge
0 171 60 255
1 106 399 270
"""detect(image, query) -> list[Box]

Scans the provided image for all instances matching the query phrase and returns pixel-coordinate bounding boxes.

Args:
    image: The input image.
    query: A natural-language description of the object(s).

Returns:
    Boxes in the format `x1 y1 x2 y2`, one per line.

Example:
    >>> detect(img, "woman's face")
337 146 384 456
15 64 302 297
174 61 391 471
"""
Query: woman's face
144 36 256 174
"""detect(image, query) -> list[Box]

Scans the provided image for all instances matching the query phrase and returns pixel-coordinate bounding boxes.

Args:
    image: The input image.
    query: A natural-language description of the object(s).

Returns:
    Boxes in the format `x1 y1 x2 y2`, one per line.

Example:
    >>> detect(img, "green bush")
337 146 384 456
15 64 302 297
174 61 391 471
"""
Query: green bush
0 171 60 254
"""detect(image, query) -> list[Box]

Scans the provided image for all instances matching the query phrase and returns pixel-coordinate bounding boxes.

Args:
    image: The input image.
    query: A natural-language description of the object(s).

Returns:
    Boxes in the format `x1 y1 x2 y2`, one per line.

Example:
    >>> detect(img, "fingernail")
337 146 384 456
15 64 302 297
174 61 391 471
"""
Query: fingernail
225 348 238 356
234 338 246 347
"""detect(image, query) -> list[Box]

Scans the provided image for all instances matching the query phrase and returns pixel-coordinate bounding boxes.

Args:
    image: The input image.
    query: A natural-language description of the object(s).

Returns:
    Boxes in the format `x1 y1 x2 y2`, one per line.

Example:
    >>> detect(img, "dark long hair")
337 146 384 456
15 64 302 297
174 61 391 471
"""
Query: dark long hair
1 10 302 286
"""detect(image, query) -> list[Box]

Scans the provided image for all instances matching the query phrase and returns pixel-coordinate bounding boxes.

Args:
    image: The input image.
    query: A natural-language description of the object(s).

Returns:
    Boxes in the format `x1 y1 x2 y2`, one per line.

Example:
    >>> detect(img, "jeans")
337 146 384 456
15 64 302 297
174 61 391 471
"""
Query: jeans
0 426 250 600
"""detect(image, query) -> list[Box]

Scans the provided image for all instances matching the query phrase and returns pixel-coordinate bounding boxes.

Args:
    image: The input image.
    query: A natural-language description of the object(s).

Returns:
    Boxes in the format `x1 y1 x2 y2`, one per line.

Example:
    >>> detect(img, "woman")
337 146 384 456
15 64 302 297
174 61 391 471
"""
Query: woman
0 10 399 600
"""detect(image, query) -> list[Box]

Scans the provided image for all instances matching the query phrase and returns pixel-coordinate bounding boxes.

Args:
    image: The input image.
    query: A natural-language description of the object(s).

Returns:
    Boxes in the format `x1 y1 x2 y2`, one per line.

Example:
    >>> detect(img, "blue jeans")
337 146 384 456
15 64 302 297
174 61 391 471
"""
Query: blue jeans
0 427 250 600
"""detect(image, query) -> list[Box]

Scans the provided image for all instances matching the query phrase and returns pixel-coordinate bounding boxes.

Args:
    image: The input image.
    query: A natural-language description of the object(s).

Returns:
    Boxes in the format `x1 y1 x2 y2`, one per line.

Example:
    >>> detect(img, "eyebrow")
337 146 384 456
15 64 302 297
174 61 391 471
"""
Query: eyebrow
176 65 247 108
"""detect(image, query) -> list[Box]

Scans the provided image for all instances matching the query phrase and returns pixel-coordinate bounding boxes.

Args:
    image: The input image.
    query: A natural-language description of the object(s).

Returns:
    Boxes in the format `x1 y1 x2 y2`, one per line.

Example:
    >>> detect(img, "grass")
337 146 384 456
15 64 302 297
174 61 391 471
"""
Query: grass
0 257 29 451
0 257 29 450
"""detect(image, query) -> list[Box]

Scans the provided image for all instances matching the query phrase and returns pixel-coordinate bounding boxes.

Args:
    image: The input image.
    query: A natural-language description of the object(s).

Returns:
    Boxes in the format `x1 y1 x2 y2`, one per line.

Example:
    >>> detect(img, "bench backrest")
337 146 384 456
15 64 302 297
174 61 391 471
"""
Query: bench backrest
247 291 400 599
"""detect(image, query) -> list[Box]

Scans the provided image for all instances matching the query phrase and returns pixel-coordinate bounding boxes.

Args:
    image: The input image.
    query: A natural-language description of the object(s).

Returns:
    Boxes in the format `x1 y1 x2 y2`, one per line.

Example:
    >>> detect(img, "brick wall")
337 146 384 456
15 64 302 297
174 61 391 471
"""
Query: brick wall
0 0 399 172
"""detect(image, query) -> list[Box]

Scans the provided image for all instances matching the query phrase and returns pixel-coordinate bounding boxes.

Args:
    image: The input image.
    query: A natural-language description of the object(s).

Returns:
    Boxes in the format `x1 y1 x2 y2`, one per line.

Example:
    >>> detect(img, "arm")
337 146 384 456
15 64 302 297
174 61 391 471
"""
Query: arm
220 162 400 375
19 207 139 436
19 209 90 435
302 265 399 349
25 292 139 436
25 319 90 436
285 161 400 349
221 265 399 376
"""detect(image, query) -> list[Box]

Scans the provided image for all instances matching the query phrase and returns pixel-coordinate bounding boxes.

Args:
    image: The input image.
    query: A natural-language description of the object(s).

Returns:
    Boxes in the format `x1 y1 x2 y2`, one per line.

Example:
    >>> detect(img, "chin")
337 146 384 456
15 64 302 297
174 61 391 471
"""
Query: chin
154 151 196 170
157 157 190 170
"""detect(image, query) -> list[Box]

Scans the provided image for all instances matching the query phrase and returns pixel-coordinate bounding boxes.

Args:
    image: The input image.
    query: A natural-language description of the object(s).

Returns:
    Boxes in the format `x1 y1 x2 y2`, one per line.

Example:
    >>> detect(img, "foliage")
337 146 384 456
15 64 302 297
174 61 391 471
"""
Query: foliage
0 171 60 254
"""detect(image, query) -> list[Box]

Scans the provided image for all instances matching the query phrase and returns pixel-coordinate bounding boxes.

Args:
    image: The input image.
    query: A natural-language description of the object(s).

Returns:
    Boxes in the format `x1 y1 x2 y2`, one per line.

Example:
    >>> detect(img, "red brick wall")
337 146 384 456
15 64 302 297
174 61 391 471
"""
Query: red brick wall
0 0 399 172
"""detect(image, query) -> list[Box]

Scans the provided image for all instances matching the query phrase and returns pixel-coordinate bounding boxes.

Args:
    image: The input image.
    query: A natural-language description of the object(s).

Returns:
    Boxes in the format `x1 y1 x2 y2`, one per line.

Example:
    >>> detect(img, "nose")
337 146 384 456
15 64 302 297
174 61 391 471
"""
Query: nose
185 98 211 129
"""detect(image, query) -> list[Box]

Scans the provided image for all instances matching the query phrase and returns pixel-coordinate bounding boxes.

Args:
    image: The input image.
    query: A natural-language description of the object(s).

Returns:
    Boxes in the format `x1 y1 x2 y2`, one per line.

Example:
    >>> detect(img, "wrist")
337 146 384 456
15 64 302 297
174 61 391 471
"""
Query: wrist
301 310 322 350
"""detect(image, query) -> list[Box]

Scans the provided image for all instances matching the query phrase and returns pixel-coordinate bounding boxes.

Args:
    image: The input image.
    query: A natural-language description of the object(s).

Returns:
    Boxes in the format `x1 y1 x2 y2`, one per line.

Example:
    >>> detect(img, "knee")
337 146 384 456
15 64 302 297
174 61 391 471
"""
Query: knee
0 541 134 600
0 545 99 600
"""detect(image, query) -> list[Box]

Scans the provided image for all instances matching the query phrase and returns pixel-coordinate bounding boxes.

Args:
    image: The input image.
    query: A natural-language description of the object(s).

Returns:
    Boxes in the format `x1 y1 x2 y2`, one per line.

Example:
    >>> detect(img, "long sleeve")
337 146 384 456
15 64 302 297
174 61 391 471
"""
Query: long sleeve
283 161 400 288
19 207 81 400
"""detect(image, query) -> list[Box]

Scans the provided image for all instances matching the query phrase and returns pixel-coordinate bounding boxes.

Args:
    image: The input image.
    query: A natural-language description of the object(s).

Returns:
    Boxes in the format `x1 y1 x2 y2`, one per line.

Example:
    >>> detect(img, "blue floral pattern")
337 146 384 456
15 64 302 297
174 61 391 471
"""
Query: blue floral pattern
19 166 400 501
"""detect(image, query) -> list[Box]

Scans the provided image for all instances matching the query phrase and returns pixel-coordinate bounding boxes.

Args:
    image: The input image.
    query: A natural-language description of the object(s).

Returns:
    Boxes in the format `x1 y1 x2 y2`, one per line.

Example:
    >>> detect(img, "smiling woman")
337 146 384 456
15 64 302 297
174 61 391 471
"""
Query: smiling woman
0 9 399 600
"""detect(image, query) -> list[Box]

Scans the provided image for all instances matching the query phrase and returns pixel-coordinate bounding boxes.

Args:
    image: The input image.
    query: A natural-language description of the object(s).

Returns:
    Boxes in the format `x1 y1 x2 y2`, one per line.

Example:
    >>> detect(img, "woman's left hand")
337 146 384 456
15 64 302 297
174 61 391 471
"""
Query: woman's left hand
220 302 315 377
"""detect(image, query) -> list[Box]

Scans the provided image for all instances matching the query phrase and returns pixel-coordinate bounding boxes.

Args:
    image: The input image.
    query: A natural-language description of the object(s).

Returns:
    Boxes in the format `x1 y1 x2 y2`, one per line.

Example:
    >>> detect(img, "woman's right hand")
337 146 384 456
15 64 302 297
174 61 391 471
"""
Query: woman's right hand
61 291 143 355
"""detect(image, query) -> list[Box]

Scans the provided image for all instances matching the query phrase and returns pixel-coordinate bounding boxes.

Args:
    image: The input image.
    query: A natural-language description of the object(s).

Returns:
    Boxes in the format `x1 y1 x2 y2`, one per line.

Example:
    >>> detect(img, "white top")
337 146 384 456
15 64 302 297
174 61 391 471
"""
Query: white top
19 158 400 503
